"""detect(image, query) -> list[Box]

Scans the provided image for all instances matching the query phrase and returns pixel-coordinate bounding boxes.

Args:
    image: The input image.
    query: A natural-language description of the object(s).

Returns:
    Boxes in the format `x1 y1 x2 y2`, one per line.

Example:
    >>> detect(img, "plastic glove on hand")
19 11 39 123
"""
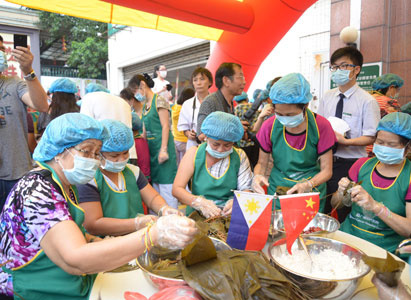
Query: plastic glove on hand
351 185 377 212
337 177 351 194
222 199 233 216
252 174 269 194
159 205 183 216
287 181 311 195
135 215 157 231
191 196 221 218
155 215 198 250
372 274 411 300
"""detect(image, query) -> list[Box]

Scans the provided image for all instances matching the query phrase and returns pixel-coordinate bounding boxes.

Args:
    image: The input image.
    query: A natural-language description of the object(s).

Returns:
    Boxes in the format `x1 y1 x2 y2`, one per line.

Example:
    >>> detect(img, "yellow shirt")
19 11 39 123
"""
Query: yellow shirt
171 104 188 142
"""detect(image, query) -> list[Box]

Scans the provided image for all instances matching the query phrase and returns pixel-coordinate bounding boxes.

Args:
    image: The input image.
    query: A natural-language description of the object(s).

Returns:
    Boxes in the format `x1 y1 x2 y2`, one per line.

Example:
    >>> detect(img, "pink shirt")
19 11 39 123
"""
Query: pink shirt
256 113 336 155
349 157 411 201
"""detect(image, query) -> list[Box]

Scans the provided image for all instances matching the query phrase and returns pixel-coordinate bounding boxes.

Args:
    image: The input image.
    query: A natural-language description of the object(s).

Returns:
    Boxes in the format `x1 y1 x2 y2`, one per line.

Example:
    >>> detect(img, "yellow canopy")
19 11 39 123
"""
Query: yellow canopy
6 0 224 41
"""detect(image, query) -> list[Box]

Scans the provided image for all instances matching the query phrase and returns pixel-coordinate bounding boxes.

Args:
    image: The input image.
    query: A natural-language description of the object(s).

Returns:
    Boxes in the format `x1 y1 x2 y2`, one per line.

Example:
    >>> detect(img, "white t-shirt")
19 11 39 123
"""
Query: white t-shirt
177 96 201 151
152 77 170 94
80 91 137 159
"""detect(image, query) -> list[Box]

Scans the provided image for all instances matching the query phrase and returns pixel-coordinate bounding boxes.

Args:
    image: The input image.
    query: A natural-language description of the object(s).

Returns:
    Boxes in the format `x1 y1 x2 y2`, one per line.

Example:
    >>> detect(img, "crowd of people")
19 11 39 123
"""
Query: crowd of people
0 33 410 299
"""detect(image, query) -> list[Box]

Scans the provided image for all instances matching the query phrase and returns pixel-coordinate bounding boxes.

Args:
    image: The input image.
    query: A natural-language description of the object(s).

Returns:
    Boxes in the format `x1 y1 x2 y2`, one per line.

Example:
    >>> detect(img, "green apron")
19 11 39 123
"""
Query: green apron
268 109 327 211
341 157 410 253
141 94 177 184
3 162 95 300
94 166 144 219
187 143 240 215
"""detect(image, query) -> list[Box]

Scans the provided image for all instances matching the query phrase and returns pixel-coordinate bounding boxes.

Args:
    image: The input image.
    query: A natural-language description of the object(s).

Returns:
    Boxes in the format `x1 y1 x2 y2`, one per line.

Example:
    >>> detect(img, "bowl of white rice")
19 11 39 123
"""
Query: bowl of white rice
268 236 370 300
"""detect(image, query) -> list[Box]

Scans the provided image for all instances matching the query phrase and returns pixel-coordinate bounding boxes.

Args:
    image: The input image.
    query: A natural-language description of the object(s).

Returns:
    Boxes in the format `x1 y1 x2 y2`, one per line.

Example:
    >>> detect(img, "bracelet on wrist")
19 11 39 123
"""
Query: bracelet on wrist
158 204 167 216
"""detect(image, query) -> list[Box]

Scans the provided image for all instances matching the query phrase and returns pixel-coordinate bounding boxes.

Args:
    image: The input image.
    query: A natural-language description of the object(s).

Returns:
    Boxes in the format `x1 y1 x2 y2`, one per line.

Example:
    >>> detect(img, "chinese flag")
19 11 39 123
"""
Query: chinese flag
279 192 320 254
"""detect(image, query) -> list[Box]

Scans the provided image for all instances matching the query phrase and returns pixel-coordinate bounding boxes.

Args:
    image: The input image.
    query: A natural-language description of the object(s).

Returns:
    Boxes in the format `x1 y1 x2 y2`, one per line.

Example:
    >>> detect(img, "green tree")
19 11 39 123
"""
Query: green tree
36 11 108 78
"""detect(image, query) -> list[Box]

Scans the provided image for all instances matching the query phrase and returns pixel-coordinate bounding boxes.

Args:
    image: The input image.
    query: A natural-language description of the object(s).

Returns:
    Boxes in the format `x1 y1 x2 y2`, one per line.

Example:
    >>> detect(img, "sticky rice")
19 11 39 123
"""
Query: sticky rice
273 246 366 280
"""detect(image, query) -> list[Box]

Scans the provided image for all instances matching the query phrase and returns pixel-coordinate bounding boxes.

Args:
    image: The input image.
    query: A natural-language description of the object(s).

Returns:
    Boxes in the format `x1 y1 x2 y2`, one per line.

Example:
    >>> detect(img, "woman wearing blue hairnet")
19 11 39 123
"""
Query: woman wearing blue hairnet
253 73 336 212
77 119 181 237
371 73 403 117
172 111 253 217
0 113 197 299
37 78 80 136
332 112 411 254
128 73 178 208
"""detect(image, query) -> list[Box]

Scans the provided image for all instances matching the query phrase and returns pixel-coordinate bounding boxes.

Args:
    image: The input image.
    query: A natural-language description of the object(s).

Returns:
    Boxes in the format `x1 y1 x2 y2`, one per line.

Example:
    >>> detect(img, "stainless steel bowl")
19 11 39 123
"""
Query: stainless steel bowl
273 210 340 235
136 237 231 289
268 236 371 300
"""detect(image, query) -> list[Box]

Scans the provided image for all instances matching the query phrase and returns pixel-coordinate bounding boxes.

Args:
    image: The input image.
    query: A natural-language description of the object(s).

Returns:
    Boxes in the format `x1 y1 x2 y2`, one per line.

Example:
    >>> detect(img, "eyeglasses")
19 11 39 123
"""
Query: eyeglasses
230 74 245 80
329 63 357 72
73 147 101 160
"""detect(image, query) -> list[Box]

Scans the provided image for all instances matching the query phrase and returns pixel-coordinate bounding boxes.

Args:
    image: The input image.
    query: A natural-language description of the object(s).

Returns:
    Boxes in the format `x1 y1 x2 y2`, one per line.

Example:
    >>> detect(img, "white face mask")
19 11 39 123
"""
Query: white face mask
159 70 167 79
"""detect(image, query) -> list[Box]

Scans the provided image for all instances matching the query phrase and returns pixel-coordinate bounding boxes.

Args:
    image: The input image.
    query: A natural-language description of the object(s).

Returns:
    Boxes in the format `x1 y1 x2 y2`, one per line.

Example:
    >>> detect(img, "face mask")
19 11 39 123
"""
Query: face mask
135 93 146 102
373 143 405 165
276 112 305 128
0 51 8 72
391 92 400 100
101 156 128 173
58 150 100 185
331 69 352 86
206 143 233 159
159 70 167 78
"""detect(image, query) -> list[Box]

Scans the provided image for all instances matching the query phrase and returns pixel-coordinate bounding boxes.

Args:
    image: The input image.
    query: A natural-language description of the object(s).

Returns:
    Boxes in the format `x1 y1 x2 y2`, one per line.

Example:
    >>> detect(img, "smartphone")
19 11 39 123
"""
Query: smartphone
14 34 28 49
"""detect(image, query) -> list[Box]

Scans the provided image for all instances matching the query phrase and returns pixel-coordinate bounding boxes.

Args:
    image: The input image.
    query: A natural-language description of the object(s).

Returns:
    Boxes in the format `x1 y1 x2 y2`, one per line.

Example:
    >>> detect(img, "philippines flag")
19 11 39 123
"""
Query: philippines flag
226 191 273 250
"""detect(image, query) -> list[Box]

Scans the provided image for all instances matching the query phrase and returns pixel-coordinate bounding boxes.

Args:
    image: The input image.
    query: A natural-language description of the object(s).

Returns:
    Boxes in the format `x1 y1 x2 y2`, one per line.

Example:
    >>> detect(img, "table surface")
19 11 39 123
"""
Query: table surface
89 230 410 300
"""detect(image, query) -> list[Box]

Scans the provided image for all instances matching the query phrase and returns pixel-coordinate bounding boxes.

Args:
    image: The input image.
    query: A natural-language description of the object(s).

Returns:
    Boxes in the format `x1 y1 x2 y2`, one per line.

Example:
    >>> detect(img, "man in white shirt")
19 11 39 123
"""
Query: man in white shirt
317 47 380 221
80 91 138 161
177 67 213 151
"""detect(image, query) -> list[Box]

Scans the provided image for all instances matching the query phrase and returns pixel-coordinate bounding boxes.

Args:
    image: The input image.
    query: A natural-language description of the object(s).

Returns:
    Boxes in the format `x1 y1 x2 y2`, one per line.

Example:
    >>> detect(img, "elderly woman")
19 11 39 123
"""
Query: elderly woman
332 112 411 254
128 73 178 208
172 111 253 217
0 113 196 300
78 119 180 237
253 73 336 212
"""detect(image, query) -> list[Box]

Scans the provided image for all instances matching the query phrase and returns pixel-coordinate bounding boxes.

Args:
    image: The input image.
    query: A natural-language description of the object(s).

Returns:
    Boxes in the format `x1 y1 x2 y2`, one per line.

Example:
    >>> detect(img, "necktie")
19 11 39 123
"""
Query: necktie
335 93 344 118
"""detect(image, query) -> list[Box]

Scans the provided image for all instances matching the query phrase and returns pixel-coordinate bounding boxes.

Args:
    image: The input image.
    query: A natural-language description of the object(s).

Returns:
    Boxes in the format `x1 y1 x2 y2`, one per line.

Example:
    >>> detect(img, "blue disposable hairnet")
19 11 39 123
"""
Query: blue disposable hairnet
101 119 134 152
260 89 269 100
266 79 275 91
401 102 411 115
85 83 110 94
49 78 77 94
269 73 312 104
233 91 248 102
201 111 244 142
253 89 262 101
377 112 411 140
372 73 404 90
131 112 143 132
254 89 269 102
33 113 106 162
